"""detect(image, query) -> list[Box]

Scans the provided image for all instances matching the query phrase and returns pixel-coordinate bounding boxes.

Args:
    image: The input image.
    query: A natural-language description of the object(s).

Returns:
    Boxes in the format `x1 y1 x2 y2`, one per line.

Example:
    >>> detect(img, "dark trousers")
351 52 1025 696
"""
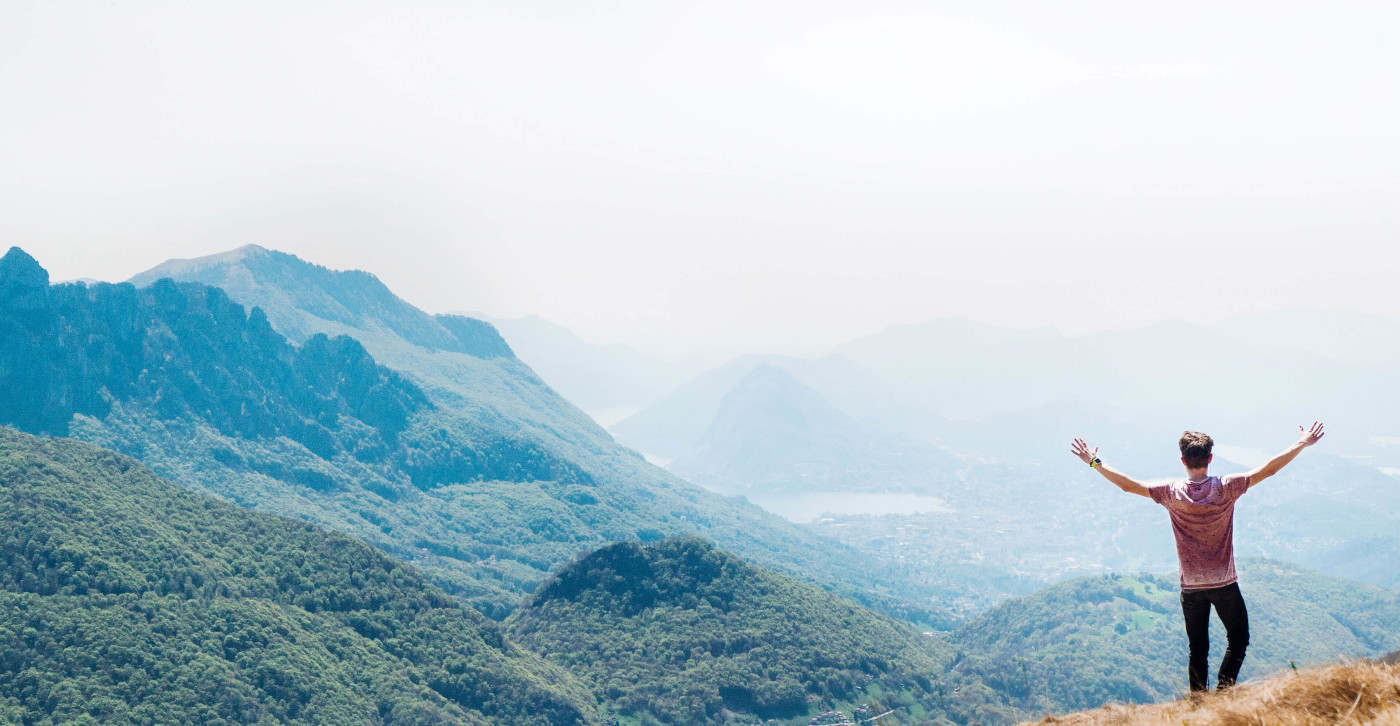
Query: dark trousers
1181 582 1250 691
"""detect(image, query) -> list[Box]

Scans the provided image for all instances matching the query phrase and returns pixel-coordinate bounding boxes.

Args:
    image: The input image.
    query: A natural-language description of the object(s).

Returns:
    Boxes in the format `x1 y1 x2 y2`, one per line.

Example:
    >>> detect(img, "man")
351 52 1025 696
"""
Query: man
1070 422 1326 693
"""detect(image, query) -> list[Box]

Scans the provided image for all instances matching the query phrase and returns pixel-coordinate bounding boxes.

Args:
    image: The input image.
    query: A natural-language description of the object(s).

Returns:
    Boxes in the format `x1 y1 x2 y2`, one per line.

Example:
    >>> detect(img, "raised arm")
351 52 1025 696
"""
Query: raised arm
1071 438 1151 498
1246 421 1325 487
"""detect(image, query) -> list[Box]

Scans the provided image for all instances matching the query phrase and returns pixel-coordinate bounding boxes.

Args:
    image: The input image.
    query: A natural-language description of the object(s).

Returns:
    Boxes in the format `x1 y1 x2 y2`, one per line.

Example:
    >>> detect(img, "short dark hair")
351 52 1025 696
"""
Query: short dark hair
1179 431 1214 468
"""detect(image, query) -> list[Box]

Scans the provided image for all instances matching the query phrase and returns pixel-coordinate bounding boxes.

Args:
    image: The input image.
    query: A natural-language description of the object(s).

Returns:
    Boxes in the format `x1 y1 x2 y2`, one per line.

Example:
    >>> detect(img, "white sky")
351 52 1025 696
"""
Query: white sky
2 1 1397 356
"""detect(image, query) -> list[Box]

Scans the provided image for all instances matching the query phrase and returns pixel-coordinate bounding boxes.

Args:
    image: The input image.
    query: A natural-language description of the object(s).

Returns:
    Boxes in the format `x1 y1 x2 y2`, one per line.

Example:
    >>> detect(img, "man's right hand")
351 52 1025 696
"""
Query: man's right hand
1298 421 1325 447
1071 438 1099 465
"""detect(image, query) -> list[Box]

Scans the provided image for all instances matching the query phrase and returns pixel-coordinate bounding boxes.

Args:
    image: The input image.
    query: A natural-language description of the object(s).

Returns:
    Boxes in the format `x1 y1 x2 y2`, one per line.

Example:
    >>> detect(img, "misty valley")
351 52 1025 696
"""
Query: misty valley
2 245 1398 726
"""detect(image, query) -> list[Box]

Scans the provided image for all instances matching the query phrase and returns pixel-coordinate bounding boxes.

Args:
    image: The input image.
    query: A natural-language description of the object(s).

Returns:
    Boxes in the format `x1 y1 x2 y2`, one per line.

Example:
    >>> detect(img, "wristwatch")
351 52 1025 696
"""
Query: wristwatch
1089 457 1102 468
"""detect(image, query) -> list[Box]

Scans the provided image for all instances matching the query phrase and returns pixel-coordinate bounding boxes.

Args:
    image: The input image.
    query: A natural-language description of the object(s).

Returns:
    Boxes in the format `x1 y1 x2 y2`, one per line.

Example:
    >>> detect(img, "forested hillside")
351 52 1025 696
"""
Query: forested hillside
0 427 596 726
123 245 954 625
507 537 1014 726
949 561 1400 717
3 415 1394 725
0 246 617 618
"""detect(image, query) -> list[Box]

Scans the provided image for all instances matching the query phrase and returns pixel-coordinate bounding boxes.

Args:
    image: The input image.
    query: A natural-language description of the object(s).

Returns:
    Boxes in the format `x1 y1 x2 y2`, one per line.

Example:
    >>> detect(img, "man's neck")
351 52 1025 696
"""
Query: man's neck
1186 468 1210 482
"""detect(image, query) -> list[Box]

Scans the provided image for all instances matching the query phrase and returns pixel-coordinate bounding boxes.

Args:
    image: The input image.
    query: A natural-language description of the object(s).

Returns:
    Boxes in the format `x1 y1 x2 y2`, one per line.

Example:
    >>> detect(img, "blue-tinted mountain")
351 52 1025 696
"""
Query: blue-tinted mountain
612 353 899 462
122 246 955 626
0 246 583 488
0 426 596 725
1 247 605 618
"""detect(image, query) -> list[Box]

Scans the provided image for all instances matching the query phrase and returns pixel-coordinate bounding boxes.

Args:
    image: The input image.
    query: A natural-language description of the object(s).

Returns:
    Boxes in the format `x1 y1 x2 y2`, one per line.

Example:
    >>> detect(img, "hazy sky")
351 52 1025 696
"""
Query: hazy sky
3 1 1397 356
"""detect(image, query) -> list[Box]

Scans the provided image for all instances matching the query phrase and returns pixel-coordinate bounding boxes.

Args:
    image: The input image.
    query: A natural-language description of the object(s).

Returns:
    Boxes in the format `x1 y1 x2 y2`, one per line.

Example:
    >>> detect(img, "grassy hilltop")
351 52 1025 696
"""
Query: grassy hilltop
1021 656 1400 725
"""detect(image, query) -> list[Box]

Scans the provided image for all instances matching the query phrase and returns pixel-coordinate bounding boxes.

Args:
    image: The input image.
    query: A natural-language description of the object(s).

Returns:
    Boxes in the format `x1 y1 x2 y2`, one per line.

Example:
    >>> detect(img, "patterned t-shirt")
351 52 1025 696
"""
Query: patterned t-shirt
1148 474 1251 590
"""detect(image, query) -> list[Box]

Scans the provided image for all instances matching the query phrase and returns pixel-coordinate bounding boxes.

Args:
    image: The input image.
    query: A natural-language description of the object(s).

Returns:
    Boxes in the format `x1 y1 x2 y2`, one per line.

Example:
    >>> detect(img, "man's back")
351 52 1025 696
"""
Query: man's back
1149 474 1250 590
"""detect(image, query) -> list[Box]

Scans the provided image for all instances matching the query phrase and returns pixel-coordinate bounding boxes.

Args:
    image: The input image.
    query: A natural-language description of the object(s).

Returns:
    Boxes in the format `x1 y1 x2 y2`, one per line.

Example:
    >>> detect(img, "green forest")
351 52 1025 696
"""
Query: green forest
0 428 595 726
507 537 1010 726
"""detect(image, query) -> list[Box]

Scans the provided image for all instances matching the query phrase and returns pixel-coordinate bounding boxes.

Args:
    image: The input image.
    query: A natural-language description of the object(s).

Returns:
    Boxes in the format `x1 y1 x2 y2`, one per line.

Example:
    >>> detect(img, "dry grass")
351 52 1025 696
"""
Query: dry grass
1024 659 1400 725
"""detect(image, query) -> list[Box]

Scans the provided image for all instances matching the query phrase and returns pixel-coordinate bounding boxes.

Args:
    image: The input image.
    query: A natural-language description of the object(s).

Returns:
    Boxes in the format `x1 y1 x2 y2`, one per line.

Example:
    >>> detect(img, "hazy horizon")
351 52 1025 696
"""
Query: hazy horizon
4 1 1397 357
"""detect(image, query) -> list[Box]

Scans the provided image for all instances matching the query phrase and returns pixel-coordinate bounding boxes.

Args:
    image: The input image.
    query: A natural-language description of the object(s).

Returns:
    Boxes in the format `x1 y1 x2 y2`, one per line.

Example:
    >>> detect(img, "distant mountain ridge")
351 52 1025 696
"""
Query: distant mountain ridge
668 364 961 495
131 244 513 358
828 315 1398 461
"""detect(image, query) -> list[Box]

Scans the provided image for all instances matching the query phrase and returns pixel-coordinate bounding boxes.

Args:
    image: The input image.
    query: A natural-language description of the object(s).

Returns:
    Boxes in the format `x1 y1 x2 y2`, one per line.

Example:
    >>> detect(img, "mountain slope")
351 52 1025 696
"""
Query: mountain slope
949 560 1400 717
611 353 900 461
0 426 596 726
506 537 1010 726
124 246 956 626
1 246 610 618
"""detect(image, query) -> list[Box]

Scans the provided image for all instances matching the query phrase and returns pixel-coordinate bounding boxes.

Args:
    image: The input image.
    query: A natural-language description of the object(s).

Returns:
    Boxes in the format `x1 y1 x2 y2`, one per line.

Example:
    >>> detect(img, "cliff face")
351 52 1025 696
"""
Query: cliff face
1 246 427 453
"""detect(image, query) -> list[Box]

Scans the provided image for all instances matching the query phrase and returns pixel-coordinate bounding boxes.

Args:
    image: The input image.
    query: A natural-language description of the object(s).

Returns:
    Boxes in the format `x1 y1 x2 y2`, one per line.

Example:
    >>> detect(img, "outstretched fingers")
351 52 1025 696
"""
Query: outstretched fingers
1070 438 1097 462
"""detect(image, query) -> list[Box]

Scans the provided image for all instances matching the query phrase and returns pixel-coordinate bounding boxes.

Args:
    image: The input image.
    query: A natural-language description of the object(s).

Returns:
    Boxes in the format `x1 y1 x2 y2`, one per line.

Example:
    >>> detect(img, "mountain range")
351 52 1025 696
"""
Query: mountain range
4 243 1399 725
120 245 949 625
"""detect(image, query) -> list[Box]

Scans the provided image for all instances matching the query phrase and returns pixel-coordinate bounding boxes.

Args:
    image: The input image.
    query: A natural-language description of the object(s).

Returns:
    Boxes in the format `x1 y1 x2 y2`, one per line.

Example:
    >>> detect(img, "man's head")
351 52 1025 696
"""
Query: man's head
1179 430 1214 470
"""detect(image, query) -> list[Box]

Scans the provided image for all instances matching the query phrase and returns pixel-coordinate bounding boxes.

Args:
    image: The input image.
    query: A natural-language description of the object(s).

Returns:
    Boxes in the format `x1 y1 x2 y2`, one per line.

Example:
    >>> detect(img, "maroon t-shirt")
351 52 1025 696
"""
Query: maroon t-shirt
1149 474 1251 590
